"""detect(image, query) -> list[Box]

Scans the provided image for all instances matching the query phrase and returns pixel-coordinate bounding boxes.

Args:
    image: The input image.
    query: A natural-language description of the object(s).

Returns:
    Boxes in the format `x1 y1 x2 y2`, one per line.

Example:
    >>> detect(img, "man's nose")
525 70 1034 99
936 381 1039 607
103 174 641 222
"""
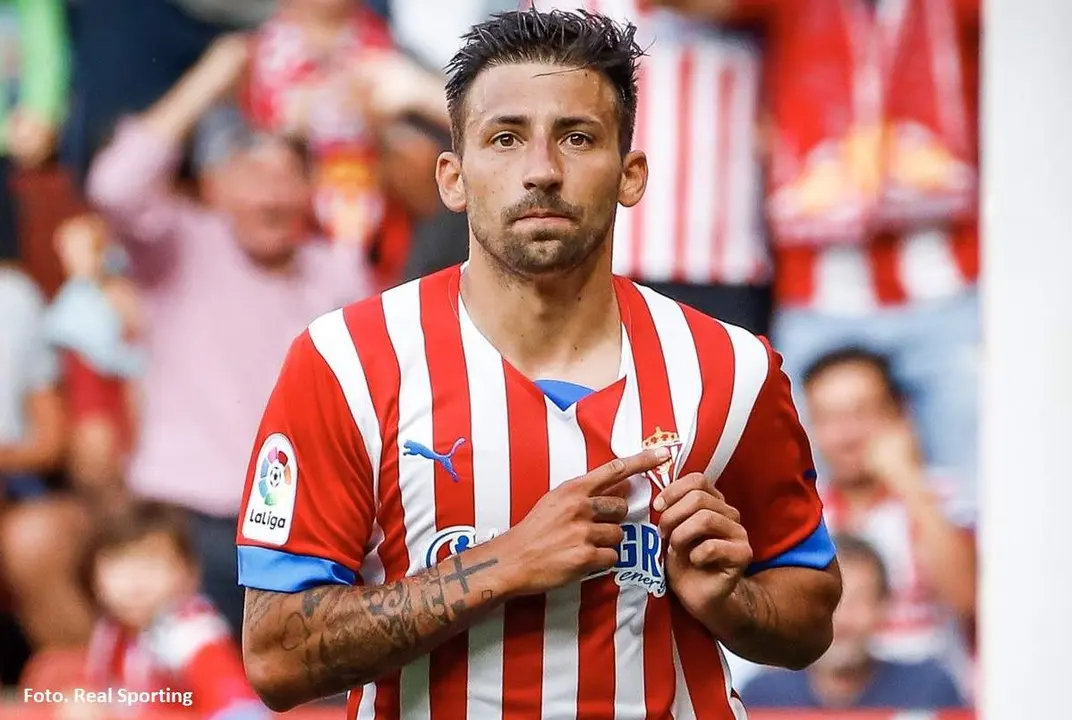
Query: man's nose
521 138 564 192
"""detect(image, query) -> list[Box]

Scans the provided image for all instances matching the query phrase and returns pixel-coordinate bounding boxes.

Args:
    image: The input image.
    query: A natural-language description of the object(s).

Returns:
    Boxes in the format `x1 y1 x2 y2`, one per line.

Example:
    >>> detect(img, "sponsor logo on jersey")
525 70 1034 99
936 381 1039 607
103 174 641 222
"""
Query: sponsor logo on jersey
424 525 499 569
242 433 298 546
403 438 466 483
609 522 666 597
424 521 665 596
642 427 683 492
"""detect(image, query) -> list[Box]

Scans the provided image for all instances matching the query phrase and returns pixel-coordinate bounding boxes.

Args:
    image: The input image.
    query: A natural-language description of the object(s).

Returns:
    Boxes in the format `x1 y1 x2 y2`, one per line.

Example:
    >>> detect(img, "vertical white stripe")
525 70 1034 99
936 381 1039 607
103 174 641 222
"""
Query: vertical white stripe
670 634 698 720
722 46 767 284
355 685 377 720
541 401 587 720
635 285 704 474
309 309 383 497
609 336 648 718
381 280 435 720
898 228 965 301
683 46 719 284
718 644 749 720
703 323 769 481
814 245 878 314
459 304 511 720
639 46 682 281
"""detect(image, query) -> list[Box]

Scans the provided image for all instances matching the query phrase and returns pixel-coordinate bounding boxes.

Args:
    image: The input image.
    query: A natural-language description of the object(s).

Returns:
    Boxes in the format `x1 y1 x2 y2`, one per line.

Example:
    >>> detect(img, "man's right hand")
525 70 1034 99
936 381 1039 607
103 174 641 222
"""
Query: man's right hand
490 447 670 597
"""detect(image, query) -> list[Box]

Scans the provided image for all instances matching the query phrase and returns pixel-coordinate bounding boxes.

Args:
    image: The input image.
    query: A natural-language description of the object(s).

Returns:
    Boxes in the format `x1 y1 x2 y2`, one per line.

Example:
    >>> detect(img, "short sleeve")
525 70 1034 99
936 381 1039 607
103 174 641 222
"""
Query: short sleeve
236 330 376 592
718 338 836 575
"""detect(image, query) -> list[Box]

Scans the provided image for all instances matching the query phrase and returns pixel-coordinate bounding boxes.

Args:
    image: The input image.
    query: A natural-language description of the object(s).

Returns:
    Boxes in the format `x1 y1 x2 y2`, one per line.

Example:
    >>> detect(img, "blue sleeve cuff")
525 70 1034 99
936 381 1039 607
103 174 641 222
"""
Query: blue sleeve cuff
237 546 356 592
746 518 837 575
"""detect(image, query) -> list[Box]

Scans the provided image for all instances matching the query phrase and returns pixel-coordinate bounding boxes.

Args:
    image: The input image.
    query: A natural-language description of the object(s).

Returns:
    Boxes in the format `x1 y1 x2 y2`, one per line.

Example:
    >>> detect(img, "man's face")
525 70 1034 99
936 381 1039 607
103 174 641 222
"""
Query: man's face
437 62 646 278
815 555 886 672
207 140 312 266
805 362 901 486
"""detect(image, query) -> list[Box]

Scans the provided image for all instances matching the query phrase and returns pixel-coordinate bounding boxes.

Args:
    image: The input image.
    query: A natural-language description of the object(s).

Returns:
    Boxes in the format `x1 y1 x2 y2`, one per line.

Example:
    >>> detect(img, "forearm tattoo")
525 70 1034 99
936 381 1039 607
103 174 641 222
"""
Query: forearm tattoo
245 553 500 700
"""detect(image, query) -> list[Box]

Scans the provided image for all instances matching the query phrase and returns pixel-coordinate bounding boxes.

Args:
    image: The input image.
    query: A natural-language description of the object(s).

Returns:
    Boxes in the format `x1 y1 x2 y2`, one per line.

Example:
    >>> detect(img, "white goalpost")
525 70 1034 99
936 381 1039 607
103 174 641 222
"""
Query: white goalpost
980 0 1072 717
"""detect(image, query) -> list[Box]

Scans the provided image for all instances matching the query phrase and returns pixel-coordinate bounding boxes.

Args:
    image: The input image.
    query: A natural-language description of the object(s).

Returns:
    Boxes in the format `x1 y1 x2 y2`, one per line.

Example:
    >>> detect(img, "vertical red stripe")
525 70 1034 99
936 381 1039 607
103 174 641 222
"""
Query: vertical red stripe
346 689 361 720
671 50 695 283
616 279 677 718
345 298 408 719
575 384 628 718
773 246 818 307
952 222 979 284
678 307 734 477
501 368 551 720
710 65 736 283
870 233 908 304
422 269 476 720
671 601 734 720
629 61 648 279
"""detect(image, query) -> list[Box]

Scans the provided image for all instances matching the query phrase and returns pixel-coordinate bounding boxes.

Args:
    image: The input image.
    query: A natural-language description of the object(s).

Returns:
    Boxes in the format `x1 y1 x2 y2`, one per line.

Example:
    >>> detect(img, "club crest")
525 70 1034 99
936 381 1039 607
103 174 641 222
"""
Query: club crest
641 426 683 491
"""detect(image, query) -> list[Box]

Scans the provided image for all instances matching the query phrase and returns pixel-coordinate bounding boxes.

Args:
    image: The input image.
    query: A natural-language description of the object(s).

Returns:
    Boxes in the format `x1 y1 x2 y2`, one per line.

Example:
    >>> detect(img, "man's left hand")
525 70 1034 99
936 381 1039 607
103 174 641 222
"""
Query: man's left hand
654 472 752 618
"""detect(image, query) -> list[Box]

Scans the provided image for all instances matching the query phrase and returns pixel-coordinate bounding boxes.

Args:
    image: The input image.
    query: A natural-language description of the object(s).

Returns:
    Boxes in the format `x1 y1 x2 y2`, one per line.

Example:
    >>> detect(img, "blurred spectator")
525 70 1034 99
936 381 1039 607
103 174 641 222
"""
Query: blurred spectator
44 214 143 502
380 0 501 282
804 348 976 688
687 0 982 496
0 240 91 651
533 0 773 335
245 0 444 284
742 534 966 710
79 34 373 635
81 501 266 720
62 0 270 185
1 0 69 174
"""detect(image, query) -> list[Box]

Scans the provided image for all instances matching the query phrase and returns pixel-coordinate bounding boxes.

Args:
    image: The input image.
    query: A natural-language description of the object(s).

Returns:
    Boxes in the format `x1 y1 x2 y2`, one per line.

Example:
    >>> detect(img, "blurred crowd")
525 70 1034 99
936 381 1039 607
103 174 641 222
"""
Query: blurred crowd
0 0 981 715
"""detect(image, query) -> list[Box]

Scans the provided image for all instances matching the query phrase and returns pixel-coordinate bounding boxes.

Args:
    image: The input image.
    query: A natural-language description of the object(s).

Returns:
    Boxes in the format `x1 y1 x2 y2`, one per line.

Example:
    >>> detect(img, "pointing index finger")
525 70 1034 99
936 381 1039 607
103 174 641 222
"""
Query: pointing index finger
582 447 671 495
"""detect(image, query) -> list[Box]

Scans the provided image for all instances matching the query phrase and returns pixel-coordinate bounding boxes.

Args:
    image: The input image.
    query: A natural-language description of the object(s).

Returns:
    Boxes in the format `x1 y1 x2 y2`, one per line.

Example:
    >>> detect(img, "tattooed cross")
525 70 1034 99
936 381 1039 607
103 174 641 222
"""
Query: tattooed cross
443 554 499 594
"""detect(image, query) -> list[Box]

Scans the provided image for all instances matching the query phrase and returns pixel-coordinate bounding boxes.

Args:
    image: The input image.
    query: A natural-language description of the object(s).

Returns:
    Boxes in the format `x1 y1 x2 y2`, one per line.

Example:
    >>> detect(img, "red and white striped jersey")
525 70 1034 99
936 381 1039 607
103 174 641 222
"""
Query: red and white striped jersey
775 225 980 312
532 0 770 286
237 266 833 720
86 595 261 718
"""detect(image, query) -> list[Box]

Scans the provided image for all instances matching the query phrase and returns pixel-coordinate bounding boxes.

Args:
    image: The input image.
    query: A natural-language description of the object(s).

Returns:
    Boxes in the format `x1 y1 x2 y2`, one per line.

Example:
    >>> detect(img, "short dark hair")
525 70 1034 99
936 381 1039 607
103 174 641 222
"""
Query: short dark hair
78 501 196 607
832 533 890 598
444 8 644 156
802 346 904 404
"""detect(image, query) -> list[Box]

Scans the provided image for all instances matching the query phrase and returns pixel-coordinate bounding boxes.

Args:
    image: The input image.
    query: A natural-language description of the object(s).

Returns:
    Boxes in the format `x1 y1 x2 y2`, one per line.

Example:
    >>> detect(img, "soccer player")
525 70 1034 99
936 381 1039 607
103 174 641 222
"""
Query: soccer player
236 9 842 719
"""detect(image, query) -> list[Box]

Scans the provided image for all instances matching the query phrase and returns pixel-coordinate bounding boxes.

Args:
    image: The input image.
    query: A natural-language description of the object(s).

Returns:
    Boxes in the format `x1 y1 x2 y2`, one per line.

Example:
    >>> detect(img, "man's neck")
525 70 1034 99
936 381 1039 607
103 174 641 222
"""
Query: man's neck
461 244 621 389
808 658 876 708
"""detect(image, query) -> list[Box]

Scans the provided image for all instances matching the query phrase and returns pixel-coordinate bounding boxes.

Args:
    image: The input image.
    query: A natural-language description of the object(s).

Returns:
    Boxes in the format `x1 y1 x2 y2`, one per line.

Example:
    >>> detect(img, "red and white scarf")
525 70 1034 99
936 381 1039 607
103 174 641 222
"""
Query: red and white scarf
765 0 978 247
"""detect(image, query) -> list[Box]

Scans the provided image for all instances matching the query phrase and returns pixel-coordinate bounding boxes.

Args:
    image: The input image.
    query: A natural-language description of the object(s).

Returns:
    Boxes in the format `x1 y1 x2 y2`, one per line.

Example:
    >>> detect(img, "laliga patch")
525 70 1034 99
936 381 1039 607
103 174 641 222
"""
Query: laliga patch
242 433 298 546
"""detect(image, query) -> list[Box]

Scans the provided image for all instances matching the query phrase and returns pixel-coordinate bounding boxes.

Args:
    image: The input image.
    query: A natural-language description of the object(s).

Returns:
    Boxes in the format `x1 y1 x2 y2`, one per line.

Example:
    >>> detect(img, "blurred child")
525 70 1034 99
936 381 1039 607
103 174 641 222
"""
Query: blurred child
81 501 266 719
44 214 142 499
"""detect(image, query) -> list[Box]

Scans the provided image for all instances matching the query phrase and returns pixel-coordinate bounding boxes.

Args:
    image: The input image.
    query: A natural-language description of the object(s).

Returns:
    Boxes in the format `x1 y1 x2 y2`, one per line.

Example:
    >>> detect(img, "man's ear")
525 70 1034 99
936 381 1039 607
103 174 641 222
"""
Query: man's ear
618 150 647 208
436 151 467 213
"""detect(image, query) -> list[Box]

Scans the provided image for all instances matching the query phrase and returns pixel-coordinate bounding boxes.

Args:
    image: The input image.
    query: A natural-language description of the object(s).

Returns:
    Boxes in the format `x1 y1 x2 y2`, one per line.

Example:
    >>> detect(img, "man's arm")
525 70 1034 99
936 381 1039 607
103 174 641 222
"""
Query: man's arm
696 563 842 669
865 424 977 617
243 544 507 710
660 330 840 669
86 35 249 248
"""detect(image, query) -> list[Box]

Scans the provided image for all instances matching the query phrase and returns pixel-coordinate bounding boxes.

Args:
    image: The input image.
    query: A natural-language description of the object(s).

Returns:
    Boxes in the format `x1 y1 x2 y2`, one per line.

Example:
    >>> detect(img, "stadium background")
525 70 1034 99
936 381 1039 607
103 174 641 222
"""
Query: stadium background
0 0 988 717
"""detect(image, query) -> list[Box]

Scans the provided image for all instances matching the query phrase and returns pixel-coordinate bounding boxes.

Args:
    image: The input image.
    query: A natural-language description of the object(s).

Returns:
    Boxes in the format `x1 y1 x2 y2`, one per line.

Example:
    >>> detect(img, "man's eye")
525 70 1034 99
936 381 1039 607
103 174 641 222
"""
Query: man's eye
565 133 592 148
493 134 517 148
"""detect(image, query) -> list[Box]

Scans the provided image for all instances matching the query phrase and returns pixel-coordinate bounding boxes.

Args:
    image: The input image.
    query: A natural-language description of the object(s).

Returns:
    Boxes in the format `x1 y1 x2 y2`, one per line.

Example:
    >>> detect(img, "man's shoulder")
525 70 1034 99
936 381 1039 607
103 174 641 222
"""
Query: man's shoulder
625 278 773 376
